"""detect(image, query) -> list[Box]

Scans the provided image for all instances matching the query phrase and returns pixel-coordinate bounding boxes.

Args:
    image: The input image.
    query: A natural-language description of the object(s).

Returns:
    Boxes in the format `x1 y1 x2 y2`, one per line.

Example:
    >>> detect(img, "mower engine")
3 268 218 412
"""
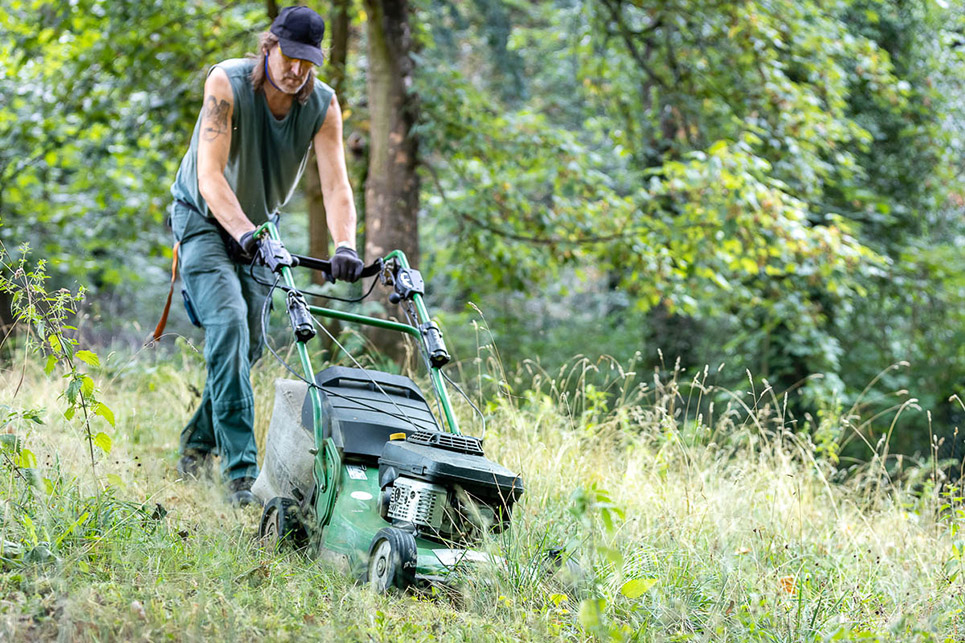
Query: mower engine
378 431 524 544
386 478 447 527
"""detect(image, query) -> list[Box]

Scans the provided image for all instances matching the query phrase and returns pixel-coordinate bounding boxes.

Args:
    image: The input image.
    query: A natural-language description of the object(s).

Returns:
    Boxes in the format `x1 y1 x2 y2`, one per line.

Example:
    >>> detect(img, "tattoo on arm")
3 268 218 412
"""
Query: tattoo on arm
201 95 230 141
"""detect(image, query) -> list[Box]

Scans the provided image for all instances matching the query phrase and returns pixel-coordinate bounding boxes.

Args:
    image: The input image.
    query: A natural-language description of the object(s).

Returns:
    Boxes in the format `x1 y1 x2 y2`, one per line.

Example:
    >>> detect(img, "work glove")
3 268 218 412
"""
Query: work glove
330 245 363 282
239 230 258 258
239 230 293 273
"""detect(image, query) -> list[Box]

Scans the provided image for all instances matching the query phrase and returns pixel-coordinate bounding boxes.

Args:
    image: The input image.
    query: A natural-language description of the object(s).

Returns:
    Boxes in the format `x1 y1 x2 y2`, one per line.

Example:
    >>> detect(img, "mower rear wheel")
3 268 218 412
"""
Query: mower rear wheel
367 527 417 592
540 547 586 592
259 497 307 550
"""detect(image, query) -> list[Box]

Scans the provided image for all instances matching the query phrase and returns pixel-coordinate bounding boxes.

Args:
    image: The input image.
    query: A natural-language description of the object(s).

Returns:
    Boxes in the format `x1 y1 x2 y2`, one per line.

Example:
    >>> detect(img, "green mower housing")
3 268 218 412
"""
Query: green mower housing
253 222 523 591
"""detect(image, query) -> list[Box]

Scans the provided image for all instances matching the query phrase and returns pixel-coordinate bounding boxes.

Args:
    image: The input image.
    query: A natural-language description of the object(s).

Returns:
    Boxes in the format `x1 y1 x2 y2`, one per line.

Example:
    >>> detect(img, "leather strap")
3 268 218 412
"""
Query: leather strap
148 241 180 345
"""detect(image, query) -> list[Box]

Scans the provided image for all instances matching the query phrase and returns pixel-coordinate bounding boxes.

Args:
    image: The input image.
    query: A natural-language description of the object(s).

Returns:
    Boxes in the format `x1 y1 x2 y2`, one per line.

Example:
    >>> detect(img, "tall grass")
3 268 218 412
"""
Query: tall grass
0 340 963 641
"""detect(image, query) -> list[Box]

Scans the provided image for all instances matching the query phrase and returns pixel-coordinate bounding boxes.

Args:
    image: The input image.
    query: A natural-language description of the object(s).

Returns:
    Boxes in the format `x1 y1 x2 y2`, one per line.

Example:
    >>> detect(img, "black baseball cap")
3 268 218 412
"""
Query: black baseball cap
270 6 325 66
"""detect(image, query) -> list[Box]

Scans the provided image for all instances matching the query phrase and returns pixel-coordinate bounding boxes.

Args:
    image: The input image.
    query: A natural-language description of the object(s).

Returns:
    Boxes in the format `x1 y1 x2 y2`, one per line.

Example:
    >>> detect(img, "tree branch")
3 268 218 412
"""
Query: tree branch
423 159 663 246
600 0 668 89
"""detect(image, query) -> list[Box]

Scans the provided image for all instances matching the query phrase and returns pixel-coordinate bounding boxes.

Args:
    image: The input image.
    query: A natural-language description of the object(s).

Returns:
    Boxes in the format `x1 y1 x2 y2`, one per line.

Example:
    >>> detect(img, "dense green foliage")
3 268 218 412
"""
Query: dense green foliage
415 0 965 454
0 0 262 318
1 0 963 455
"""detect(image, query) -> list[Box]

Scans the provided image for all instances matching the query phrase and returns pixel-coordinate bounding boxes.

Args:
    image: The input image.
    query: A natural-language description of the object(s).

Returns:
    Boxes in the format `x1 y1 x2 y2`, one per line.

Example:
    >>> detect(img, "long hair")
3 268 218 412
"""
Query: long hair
248 31 316 104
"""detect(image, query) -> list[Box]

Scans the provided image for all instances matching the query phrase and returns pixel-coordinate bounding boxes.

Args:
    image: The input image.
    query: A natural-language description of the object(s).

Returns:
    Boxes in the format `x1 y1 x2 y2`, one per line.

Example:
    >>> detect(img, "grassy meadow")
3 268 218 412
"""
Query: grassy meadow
0 339 964 642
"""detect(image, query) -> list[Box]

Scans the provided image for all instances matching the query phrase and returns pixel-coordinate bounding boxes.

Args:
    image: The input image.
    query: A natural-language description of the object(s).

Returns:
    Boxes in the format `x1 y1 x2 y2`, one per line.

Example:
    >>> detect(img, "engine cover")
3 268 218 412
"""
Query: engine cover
378 437 524 505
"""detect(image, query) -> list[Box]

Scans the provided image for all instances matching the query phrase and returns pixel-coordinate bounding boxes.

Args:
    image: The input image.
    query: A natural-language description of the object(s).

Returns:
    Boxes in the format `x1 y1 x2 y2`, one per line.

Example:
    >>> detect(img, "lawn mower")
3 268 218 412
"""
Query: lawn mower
248 221 524 591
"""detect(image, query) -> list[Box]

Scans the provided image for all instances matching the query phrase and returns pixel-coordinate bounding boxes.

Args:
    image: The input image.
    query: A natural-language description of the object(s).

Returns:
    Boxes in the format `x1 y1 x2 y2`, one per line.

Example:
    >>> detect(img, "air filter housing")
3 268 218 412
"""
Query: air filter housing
386 477 446 529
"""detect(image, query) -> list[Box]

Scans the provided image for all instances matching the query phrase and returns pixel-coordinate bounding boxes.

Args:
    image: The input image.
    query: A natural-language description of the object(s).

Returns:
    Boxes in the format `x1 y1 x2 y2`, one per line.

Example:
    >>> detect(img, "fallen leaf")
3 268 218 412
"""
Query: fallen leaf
779 576 797 594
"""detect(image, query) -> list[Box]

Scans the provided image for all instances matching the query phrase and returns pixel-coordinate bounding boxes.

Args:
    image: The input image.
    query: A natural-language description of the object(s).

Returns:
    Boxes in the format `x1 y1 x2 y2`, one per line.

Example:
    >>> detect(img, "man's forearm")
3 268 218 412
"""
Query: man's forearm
323 185 357 249
199 174 255 241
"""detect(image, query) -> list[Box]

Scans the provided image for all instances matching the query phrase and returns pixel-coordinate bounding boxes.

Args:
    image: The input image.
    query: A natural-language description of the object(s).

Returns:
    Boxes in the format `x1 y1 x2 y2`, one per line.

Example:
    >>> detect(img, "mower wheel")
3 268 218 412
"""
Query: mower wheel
367 527 417 592
259 497 307 550
540 548 586 592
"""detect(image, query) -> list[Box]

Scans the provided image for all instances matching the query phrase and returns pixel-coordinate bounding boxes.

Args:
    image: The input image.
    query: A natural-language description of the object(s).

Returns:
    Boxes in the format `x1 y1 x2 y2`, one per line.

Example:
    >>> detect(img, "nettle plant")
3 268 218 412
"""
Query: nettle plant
1 242 115 478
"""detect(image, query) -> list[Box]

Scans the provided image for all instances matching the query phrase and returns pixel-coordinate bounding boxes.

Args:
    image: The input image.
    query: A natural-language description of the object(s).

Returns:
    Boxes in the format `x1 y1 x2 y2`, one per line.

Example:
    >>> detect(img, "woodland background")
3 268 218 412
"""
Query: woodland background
2 0 964 462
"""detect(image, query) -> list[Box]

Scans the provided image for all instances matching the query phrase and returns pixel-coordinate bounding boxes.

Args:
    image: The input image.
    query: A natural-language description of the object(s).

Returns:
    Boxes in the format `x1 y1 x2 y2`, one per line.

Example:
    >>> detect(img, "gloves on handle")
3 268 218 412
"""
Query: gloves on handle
239 230 258 257
330 245 363 282
239 231 293 273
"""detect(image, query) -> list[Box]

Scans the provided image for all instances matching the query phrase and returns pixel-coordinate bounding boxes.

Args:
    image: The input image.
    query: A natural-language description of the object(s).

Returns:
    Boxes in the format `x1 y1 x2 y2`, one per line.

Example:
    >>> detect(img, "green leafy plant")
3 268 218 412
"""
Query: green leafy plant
0 242 115 474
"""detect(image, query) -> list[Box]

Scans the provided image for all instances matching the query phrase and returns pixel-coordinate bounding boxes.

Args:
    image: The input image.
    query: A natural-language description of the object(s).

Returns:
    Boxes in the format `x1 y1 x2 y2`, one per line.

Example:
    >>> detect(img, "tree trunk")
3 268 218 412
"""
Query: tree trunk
363 0 420 364
305 157 329 286
327 0 351 100
363 0 419 263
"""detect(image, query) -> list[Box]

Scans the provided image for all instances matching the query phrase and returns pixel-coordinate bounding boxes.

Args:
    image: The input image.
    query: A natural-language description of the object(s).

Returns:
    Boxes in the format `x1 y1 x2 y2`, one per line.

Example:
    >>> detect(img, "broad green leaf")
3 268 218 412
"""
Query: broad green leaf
0 434 20 453
94 403 115 428
22 515 38 546
64 406 76 421
93 431 112 454
81 375 95 398
106 473 125 488
739 257 758 274
65 379 80 404
621 578 658 598
708 140 729 155
17 448 37 469
48 334 62 354
44 354 57 376
76 350 100 366
598 545 624 565
578 598 605 630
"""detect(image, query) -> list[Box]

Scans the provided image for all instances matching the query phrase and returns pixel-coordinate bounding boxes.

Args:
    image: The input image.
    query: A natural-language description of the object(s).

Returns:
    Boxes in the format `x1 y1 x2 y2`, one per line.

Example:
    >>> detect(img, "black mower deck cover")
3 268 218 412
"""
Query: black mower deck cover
301 367 440 461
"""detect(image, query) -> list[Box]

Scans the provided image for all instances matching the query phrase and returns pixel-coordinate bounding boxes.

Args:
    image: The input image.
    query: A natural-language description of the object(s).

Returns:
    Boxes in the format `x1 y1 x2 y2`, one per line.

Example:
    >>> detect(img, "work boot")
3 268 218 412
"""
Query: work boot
177 449 211 480
226 477 260 508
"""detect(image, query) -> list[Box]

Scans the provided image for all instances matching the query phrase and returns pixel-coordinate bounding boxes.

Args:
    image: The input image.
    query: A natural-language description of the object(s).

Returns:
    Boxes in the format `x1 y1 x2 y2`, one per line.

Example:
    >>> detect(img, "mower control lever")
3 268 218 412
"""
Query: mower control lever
259 238 295 273
388 267 425 303
287 291 316 343
419 321 450 367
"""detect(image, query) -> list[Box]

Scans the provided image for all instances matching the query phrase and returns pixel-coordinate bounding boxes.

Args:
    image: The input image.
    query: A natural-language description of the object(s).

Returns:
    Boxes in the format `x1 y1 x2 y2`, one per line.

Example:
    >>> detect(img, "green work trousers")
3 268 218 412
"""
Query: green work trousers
170 202 271 482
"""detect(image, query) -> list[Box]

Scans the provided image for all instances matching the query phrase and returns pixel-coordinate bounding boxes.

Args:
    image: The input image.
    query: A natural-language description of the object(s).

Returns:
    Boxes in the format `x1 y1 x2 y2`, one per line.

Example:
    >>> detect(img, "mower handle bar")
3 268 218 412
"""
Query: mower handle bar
252 219 462 435
290 253 383 283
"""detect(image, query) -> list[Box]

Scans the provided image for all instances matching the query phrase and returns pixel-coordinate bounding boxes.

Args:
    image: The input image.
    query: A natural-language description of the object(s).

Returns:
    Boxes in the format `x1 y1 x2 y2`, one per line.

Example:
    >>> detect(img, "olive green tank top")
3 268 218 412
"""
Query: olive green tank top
170 58 334 225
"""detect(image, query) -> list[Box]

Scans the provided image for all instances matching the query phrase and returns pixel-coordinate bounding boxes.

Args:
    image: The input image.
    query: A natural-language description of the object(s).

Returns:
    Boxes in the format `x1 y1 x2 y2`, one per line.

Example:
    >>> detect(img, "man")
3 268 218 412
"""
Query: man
169 6 363 506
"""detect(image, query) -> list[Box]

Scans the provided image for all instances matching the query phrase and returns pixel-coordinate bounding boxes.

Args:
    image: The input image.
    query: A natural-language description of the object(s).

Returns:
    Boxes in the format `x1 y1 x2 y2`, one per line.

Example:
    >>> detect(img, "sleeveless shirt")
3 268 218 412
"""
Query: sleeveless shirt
170 58 335 225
